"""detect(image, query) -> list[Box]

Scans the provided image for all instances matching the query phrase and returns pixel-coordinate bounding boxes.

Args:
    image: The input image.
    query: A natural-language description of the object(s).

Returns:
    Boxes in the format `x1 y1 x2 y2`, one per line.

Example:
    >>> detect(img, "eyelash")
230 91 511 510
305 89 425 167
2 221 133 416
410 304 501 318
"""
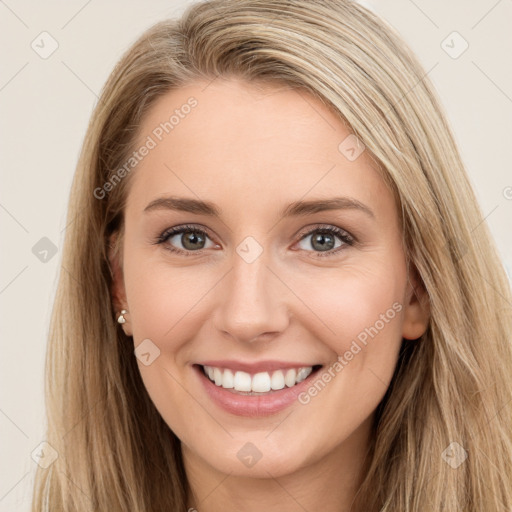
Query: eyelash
154 223 355 258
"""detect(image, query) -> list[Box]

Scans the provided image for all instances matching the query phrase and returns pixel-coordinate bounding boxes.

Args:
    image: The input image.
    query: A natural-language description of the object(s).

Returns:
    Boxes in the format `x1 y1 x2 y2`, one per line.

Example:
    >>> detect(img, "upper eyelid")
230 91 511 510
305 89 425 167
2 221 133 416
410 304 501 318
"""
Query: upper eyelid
296 223 352 238
159 223 213 238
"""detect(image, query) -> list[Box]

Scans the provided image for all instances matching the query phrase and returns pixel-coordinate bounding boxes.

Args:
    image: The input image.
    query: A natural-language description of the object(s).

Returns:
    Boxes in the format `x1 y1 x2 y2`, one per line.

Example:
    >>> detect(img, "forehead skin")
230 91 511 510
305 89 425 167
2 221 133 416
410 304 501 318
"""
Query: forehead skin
124 78 398 242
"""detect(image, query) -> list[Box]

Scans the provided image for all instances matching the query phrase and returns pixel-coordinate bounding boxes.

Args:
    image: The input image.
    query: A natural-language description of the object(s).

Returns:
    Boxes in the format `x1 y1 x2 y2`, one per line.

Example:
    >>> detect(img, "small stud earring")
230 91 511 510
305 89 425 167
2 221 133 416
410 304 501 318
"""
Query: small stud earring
117 309 128 324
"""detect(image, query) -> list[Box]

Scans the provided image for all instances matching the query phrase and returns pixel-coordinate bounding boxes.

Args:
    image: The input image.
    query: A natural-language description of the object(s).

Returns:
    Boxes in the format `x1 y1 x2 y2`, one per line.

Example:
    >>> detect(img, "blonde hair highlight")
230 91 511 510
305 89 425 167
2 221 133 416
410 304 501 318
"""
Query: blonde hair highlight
32 0 512 510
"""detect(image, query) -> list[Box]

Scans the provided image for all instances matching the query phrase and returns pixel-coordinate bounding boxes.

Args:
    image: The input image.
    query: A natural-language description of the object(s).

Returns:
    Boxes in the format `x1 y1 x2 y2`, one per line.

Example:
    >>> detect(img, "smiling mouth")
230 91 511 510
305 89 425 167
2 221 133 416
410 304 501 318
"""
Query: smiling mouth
197 364 323 395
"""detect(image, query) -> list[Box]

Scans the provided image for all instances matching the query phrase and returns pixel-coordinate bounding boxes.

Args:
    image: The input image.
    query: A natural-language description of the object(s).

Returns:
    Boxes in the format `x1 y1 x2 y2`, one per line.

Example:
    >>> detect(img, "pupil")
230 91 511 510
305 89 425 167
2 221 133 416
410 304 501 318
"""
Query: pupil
312 232 334 251
183 231 204 250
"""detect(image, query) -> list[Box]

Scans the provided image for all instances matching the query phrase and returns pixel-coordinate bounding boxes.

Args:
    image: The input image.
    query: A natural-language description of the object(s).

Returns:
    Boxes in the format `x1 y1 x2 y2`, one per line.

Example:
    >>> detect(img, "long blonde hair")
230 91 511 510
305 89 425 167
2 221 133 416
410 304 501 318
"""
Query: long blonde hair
32 0 512 510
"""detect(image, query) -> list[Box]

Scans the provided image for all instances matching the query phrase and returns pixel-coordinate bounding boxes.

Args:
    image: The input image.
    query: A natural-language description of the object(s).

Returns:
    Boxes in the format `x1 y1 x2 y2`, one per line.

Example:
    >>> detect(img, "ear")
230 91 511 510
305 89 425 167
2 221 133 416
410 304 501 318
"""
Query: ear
402 266 430 340
108 232 132 336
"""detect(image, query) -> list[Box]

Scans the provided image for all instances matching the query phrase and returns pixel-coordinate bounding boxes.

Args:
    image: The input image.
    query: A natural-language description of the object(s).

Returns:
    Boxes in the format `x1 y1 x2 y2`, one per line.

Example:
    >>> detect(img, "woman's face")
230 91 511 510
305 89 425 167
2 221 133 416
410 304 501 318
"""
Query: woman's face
111 78 428 479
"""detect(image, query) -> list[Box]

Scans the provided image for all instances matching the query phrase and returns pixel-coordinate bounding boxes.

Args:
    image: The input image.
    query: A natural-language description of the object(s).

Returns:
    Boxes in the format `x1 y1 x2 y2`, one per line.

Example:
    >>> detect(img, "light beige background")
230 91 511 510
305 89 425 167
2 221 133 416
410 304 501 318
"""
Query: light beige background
1 0 511 509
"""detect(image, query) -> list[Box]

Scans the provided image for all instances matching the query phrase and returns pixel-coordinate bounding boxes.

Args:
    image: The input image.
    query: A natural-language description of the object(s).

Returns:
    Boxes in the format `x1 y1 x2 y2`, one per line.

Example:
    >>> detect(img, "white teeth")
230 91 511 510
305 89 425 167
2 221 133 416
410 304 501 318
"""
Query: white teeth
252 372 271 392
233 371 252 392
203 365 315 392
222 369 234 389
296 367 313 383
271 370 285 390
284 369 297 387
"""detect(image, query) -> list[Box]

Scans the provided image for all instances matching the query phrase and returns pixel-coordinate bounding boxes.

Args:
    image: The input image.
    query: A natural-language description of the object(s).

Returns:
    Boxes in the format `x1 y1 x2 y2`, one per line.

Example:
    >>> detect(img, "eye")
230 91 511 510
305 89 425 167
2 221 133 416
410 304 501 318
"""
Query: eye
155 224 217 255
154 223 355 258
295 225 354 257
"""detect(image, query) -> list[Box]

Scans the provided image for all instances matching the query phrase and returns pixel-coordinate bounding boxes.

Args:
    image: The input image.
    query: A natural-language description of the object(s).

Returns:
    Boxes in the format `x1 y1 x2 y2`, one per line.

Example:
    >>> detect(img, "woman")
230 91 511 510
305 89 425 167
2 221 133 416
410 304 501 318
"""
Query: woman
31 0 512 510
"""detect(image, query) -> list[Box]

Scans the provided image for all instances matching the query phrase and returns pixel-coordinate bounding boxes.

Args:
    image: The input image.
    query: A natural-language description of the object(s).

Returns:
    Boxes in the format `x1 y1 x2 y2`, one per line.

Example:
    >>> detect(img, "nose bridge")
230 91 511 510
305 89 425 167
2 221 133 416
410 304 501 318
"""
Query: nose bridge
213 243 289 342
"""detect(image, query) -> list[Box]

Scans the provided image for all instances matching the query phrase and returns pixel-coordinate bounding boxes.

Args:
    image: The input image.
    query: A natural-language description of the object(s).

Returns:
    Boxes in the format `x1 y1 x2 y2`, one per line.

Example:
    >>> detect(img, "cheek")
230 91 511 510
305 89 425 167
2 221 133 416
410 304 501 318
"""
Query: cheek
121 256 211 436
123 253 216 343
288 263 406 420
290 261 406 354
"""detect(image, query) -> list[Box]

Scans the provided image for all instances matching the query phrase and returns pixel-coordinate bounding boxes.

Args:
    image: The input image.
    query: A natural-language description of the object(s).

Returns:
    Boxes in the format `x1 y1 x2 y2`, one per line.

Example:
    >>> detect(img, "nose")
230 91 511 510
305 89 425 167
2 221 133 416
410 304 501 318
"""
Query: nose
212 248 290 344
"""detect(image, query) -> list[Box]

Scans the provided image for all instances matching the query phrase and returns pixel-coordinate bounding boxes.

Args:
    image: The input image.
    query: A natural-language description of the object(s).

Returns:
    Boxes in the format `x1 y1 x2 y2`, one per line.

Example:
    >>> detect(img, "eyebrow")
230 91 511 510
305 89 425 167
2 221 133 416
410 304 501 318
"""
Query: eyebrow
144 196 374 219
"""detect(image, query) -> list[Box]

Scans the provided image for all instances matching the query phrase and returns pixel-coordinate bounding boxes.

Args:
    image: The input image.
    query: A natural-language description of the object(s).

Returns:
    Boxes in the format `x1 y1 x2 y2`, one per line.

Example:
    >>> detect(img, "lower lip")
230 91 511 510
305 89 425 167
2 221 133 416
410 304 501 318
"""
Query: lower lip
194 365 321 417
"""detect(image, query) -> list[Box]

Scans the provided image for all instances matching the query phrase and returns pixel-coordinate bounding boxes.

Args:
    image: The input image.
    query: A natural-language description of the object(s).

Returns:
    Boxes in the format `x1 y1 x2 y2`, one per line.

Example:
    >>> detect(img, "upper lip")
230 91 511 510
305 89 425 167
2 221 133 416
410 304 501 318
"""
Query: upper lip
196 360 322 374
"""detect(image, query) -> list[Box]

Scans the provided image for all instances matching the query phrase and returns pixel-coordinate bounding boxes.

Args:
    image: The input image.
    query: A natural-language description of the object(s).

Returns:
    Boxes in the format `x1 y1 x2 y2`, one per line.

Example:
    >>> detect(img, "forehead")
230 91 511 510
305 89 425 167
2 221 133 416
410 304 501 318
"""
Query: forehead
126 78 393 219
